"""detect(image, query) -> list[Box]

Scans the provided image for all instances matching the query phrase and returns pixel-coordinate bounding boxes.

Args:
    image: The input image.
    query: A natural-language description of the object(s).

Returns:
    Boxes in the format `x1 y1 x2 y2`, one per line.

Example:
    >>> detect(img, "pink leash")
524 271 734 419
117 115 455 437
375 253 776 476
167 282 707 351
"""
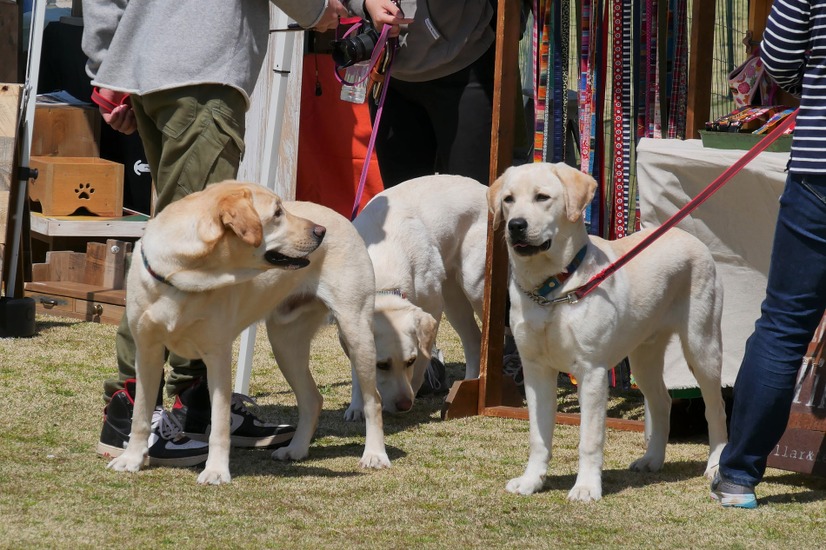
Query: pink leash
554 108 799 305
333 23 396 221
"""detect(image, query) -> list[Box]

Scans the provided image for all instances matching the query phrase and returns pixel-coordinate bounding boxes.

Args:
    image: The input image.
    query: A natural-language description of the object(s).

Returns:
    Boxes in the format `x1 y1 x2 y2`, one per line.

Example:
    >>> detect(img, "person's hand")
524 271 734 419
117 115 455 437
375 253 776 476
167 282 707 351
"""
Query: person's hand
313 0 350 32
103 104 137 135
94 88 137 135
364 0 413 38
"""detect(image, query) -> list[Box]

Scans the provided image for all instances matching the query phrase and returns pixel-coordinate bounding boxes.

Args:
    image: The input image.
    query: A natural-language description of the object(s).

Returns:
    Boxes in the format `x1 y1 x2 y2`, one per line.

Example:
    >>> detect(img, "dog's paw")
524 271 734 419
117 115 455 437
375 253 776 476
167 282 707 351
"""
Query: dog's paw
629 454 664 473
271 444 309 462
359 451 391 469
703 463 719 480
505 475 544 495
106 453 145 473
197 467 231 486
343 405 365 422
567 484 602 503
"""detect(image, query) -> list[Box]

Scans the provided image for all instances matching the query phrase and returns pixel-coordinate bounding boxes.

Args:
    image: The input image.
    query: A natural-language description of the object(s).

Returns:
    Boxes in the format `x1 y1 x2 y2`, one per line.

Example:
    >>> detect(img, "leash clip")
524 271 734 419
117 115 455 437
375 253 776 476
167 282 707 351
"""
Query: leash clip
553 292 579 305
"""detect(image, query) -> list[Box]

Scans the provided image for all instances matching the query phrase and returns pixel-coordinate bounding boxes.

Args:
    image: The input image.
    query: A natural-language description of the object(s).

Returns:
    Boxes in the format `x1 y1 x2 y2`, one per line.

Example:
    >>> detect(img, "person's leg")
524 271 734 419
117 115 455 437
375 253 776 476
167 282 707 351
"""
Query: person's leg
718 173 826 491
102 85 246 400
422 45 495 186
140 85 245 214
136 85 246 396
102 95 163 402
369 80 437 188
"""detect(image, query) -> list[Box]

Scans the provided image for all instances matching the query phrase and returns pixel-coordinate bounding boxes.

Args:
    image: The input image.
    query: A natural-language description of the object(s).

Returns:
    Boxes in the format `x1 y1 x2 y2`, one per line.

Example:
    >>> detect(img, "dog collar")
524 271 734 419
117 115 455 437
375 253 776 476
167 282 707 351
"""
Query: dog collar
377 288 407 300
141 246 174 287
520 245 588 305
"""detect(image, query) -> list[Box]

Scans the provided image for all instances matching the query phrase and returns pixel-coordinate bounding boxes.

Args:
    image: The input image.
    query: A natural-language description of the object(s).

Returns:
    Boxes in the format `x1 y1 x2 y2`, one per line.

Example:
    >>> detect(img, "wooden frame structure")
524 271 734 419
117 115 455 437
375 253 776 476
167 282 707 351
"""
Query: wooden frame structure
443 0 763 427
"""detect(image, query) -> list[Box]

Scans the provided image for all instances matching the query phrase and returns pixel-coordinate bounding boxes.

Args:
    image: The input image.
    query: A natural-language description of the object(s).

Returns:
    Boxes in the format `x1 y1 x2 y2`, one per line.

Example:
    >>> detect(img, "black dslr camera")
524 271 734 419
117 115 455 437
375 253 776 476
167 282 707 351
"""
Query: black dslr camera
331 22 379 68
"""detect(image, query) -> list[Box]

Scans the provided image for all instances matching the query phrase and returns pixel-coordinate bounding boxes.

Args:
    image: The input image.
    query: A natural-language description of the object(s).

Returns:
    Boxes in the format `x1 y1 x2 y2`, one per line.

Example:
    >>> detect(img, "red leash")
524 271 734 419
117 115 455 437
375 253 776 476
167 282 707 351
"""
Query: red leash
557 108 798 305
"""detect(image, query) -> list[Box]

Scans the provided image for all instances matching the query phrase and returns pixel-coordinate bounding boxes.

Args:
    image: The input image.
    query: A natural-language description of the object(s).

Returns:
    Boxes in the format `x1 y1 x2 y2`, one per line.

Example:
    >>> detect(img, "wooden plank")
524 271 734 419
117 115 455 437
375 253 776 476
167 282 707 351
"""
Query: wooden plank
1 84 21 194
685 0 716 139
83 242 107 286
441 378 480 420
41 250 87 283
480 0 519 412
0 1 21 85
24 280 126 305
30 212 147 238
482 406 646 432
1 84 23 294
748 0 773 43
31 105 101 158
102 239 130 290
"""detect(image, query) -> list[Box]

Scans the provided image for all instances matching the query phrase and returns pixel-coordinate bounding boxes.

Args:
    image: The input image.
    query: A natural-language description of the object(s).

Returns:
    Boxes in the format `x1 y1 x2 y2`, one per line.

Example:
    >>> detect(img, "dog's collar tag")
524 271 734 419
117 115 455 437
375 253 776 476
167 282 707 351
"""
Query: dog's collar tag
524 245 588 305
142 246 174 287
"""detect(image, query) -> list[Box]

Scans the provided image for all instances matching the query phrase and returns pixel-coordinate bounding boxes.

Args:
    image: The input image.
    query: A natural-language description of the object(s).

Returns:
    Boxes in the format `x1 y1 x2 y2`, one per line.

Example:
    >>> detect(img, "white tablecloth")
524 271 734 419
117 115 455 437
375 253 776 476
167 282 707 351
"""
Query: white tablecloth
636 137 789 388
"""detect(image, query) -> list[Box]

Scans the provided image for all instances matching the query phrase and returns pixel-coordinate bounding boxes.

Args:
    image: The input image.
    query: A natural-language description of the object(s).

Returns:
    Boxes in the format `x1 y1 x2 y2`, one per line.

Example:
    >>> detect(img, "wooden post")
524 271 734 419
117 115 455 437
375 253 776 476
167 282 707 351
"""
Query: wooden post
442 0 520 419
0 0 22 84
1 84 23 295
685 0 716 139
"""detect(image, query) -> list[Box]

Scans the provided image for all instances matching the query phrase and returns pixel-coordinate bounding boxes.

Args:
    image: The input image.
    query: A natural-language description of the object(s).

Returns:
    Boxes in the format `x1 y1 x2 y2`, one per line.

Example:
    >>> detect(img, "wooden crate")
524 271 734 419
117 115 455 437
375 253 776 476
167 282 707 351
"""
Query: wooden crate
24 239 131 325
31 104 100 157
28 156 124 217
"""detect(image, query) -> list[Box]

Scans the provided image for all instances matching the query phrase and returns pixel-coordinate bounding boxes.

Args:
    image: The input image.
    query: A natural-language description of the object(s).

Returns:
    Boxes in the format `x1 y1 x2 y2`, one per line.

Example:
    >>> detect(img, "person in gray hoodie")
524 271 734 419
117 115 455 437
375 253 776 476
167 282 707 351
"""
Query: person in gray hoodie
82 0 347 466
353 0 496 188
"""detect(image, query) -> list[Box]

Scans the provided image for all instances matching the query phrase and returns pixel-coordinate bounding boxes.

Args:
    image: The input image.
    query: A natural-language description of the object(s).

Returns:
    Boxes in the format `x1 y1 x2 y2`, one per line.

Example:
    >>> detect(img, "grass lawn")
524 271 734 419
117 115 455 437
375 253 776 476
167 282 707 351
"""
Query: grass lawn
1 314 824 548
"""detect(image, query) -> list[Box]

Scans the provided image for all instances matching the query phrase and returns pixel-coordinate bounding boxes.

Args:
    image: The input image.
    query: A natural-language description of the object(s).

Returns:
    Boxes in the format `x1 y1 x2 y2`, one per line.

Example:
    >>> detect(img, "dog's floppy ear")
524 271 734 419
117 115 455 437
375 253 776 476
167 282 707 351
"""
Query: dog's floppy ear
415 310 438 362
411 310 439 392
488 173 505 230
552 162 597 222
217 188 264 247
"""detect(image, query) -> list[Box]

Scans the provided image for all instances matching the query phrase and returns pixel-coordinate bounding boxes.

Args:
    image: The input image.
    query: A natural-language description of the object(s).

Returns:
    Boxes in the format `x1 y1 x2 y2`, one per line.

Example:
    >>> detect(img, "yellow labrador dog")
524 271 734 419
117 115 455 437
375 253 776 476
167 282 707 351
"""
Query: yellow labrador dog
107 182 390 485
489 162 727 502
351 175 487 414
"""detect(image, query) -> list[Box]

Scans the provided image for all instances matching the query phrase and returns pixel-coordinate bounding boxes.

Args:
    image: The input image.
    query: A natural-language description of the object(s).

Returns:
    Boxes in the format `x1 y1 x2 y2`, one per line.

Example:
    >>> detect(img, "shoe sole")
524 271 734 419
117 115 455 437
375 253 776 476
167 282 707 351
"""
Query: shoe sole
96 442 208 468
710 491 758 509
184 431 295 449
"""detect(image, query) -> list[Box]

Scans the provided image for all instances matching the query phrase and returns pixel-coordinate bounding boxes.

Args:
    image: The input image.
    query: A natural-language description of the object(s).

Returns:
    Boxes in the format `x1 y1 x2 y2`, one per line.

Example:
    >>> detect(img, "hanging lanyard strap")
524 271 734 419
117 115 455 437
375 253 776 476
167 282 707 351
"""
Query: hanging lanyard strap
567 109 798 304
340 24 395 220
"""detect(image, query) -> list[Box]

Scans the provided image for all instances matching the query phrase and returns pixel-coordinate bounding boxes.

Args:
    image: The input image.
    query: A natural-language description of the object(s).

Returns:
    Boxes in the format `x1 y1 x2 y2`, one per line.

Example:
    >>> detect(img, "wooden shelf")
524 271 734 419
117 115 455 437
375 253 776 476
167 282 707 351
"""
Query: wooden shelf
30 211 147 238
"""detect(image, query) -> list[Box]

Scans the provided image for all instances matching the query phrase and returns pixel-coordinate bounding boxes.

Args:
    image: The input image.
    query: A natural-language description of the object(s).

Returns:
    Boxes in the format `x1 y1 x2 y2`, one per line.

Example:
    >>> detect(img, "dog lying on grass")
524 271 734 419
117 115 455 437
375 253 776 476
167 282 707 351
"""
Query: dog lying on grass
488 162 727 502
107 182 390 484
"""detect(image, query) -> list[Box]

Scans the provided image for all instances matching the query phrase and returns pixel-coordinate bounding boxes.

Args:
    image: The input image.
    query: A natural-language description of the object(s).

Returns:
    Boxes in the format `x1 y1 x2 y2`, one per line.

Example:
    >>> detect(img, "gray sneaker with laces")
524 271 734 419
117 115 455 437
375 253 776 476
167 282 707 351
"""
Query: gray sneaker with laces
710 472 757 509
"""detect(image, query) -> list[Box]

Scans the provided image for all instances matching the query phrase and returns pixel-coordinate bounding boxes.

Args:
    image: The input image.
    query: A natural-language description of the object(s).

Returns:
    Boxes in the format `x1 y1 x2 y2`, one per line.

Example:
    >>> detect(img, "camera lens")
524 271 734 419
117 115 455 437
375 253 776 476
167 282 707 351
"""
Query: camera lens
331 27 379 68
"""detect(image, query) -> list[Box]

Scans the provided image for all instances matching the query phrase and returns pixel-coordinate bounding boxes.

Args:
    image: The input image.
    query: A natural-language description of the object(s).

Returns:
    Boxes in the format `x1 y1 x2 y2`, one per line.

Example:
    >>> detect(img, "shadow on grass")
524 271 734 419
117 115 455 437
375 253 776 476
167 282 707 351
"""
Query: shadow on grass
758 489 826 506
228 442 407 480
757 471 826 505
35 317 84 333
542 459 712 497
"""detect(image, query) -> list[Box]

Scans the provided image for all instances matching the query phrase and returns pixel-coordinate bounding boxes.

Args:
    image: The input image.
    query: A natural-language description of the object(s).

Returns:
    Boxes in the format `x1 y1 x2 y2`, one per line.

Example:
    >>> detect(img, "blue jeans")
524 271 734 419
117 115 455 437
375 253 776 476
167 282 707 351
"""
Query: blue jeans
719 172 826 487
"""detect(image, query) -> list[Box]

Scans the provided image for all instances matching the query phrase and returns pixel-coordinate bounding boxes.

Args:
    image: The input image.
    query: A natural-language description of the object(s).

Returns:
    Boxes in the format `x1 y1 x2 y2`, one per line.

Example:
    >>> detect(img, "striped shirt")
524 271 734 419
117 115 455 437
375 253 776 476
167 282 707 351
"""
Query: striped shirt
761 0 826 173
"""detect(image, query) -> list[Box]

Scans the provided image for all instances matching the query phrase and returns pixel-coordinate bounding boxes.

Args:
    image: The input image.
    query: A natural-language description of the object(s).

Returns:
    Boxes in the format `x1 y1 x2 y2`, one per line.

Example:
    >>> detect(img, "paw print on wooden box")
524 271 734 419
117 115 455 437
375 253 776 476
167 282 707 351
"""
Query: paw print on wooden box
28 156 124 217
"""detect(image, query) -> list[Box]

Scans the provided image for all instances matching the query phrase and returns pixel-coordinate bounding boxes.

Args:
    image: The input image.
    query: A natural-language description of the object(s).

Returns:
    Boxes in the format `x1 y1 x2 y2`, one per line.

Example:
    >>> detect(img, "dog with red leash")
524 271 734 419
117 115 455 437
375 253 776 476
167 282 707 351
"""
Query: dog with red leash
488 162 728 502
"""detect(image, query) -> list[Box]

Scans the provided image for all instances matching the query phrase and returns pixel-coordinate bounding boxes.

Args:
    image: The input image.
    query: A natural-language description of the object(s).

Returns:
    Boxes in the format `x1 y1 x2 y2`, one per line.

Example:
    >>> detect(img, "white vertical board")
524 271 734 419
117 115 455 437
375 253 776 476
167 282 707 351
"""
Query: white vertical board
235 7 304 394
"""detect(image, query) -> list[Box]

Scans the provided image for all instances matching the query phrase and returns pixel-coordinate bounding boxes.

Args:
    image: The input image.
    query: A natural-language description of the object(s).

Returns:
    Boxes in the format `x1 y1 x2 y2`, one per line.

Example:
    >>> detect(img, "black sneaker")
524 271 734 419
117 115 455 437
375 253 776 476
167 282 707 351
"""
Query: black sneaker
502 332 525 392
172 377 295 449
418 349 448 396
710 472 758 509
96 379 209 467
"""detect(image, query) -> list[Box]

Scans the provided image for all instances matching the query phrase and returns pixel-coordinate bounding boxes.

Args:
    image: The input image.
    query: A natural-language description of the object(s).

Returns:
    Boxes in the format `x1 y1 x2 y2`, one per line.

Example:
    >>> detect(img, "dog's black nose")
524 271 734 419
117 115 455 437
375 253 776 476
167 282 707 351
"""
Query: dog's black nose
313 225 326 241
508 218 528 235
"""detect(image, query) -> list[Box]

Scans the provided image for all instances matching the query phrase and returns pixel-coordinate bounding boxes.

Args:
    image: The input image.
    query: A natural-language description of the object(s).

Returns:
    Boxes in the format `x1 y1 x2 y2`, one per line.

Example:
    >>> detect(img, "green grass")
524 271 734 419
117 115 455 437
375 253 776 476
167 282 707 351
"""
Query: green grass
0 314 824 548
